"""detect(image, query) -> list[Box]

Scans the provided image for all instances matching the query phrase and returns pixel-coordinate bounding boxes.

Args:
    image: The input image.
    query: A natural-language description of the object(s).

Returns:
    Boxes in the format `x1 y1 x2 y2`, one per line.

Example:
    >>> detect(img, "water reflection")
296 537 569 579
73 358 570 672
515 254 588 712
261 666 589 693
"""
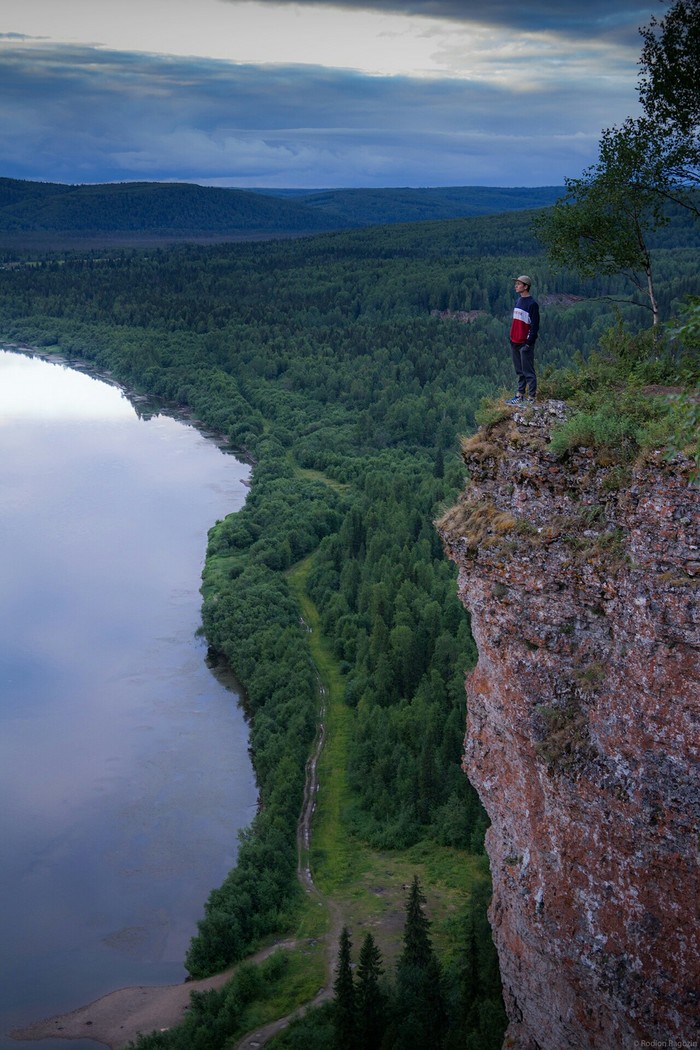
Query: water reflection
0 351 134 421
0 349 257 1049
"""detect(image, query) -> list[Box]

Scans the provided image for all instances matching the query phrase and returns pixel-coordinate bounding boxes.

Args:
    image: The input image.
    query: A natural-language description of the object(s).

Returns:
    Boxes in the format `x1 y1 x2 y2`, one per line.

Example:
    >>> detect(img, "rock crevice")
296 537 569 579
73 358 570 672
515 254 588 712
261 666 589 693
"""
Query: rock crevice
438 401 699 1050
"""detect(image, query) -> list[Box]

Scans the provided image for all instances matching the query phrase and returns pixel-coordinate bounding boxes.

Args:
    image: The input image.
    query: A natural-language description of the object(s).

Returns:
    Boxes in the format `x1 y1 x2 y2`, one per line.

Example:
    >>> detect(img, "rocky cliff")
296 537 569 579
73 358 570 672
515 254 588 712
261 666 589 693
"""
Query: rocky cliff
438 400 699 1050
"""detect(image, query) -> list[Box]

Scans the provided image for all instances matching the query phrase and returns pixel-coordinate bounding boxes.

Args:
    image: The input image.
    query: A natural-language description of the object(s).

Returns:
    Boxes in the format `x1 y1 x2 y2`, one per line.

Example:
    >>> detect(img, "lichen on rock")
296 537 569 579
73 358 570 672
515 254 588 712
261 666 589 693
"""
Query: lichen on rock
437 399 699 1050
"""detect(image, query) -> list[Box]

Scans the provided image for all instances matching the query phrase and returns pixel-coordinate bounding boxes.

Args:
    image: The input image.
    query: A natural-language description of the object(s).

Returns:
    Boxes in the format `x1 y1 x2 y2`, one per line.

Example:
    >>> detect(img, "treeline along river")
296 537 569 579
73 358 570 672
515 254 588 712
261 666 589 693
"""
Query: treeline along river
0 349 257 1049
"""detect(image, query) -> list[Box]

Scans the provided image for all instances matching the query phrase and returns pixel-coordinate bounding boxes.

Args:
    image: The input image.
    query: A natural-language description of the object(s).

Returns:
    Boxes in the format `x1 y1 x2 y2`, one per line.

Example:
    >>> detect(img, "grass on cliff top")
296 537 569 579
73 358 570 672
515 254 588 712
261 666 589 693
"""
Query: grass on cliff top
512 313 698 473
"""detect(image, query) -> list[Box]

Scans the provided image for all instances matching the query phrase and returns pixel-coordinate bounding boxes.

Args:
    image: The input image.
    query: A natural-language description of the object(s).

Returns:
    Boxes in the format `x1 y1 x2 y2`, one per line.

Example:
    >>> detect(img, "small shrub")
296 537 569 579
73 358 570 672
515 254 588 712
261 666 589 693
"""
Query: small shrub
474 396 514 429
574 661 607 690
543 316 698 471
548 405 643 461
437 500 517 547
600 465 631 491
534 700 595 772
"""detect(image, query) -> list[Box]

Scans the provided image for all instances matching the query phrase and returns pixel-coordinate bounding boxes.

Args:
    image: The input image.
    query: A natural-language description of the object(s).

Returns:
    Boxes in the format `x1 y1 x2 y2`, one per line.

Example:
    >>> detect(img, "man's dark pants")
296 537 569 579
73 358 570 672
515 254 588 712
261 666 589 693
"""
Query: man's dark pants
511 341 536 397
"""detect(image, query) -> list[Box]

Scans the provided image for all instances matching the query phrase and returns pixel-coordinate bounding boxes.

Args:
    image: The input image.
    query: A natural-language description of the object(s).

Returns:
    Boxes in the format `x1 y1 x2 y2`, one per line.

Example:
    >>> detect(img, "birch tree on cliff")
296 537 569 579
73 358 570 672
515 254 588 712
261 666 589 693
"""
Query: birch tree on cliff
638 0 700 204
534 118 670 325
536 0 700 328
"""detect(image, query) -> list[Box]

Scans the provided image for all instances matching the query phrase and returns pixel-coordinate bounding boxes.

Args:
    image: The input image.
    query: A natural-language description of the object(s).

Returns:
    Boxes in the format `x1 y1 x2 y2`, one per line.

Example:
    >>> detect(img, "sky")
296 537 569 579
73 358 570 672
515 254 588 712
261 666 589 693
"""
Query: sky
0 0 664 189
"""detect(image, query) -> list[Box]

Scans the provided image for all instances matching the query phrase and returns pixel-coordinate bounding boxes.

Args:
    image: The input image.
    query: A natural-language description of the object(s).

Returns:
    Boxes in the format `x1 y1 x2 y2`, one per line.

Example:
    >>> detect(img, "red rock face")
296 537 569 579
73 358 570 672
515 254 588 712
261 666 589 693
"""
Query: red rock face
438 401 699 1050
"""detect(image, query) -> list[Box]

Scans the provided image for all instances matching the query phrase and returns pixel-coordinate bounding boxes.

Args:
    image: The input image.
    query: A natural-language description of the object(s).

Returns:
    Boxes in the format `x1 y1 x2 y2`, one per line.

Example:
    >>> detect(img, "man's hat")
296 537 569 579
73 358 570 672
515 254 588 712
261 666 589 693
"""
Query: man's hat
514 275 532 286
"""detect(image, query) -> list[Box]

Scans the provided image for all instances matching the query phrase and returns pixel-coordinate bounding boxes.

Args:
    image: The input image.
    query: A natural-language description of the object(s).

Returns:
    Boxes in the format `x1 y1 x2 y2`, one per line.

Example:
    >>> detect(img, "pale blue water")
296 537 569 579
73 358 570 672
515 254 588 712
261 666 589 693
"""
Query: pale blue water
0 350 258 1049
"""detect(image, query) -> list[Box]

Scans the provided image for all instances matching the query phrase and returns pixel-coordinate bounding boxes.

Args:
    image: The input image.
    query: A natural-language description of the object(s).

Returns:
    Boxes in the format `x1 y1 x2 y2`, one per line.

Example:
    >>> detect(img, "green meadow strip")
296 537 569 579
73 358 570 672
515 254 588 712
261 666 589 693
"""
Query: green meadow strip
287 555 363 893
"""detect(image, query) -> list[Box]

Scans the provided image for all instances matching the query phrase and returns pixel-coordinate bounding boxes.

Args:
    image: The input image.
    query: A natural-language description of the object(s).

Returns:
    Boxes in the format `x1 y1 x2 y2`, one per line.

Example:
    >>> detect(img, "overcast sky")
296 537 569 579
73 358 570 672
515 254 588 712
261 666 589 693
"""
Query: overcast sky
0 0 663 189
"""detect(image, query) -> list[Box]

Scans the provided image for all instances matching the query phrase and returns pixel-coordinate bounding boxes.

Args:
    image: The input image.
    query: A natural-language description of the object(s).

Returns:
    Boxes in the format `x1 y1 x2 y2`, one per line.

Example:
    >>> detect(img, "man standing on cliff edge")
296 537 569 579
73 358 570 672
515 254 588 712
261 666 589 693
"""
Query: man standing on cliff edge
506 275 540 404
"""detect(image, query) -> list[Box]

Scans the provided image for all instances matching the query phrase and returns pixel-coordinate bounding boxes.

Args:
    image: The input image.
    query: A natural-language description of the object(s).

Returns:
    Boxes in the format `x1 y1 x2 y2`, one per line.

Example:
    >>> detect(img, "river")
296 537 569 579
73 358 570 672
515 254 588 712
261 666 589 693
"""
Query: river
0 349 258 1050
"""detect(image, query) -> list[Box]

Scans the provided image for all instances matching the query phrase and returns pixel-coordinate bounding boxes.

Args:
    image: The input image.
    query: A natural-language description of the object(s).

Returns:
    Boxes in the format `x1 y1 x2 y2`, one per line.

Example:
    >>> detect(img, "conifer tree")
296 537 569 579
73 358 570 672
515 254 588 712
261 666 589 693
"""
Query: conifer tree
434 446 445 479
355 931 387 1050
400 874 433 969
333 926 356 1050
392 876 447 1050
461 881 508 1050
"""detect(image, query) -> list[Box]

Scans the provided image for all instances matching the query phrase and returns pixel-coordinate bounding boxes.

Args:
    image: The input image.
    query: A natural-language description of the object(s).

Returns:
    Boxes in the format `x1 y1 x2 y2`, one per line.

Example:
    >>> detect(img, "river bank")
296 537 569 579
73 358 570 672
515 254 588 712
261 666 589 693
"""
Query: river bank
12 971 234 1050
10 565 335 1050
0 349 257 1050
0 342 254 466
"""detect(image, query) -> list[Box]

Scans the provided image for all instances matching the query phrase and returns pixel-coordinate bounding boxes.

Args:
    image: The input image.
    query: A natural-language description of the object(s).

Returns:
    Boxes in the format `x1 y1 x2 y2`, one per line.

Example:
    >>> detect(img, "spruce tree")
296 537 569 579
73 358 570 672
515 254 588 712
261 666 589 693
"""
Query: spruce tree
333 926 356 1050
356 931 387 1050
392 876 447 1050
400 875 433 969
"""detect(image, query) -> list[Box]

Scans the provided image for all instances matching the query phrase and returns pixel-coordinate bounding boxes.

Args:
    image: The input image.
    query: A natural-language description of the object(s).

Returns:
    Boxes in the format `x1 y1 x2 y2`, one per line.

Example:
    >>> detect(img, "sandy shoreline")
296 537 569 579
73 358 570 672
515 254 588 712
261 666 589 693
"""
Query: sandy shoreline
10 969 235 1050
10 938 301 1050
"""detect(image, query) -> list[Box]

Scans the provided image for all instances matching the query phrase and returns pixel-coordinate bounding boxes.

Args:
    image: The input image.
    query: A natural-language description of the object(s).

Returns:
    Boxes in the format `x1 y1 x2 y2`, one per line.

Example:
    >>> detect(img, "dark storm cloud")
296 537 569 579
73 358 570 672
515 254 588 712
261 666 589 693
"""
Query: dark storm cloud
0 39 634 186
219 0 655 43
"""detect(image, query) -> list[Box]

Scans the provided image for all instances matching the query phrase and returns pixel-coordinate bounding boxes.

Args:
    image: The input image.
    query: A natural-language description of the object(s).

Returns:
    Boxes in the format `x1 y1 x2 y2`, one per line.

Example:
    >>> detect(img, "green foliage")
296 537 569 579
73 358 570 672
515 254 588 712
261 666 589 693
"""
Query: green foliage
638 0 700 143
333 927 357 1050
286 185 566 227
398 876 435 970
186 561 317 975
535 0 700 330
272 1004 336 1049
442 879 507 1050
126 952 291 1049
670 295 700 350
535 118 675 325
541 316 699 468
0 178 337 237
305 462 482 851
355 933 387 1050
473 398 514 429
0 178 567 246
275 879 505 1050
665 298 700 477
548 395 658 462
667 392 700 481
388 876 447 1050
0 205 696 1045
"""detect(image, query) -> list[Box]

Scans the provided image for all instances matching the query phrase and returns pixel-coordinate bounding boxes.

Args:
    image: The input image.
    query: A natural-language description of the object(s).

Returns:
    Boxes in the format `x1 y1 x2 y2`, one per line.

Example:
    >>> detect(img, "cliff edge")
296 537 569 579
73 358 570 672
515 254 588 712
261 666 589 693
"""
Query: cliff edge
438 399 699 1050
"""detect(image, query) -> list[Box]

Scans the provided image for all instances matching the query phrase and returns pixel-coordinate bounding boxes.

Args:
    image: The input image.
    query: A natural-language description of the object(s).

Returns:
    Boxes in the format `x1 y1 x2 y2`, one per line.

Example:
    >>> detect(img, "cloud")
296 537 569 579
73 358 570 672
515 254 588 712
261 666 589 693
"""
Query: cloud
220 0 655 44
0 32 641 187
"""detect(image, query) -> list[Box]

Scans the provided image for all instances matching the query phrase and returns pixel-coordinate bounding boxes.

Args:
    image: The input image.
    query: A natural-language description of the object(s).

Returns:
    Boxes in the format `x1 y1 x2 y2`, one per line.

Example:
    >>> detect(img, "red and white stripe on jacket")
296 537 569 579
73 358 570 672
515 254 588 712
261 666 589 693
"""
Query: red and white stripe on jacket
510 297 538 345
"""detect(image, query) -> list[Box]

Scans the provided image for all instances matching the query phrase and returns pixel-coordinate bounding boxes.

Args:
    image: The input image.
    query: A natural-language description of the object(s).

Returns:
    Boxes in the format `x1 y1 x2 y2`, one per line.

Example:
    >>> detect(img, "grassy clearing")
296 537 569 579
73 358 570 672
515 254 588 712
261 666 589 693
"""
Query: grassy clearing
194 947 326 1046
322 843 491 972
291 461 350 494
236 950 325 1032
286 553 492 977
288 556 363 893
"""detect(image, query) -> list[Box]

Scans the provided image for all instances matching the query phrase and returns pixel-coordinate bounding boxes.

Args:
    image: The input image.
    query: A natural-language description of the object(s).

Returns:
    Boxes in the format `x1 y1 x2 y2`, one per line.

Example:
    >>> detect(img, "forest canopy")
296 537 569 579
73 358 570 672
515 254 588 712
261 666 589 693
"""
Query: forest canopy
1 200 698 1049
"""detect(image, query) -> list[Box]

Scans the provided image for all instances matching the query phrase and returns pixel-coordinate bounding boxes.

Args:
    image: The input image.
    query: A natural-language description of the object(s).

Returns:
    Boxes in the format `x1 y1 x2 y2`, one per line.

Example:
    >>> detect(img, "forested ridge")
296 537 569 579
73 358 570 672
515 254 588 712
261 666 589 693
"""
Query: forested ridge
1 204 699 1048
0 178 566 244
0 178 337 237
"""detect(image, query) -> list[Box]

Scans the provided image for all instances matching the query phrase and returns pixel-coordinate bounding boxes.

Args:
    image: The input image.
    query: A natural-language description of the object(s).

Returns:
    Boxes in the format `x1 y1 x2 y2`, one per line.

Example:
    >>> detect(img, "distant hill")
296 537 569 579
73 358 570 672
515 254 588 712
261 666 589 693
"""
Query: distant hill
253 185 566 225
0 179 338 239
0 178 565 249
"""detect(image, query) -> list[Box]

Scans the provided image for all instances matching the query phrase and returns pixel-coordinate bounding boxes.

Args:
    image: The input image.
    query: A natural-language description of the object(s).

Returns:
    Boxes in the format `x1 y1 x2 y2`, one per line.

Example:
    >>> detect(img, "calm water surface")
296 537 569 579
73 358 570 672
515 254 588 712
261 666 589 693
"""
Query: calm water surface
0 350 258 1049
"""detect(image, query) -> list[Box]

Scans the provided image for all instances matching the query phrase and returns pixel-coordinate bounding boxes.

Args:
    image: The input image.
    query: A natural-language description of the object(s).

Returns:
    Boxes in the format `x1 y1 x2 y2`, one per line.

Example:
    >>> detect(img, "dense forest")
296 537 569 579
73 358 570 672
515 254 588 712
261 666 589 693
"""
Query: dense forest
0 178 565 247
0 178 335 238
1 203 698 1048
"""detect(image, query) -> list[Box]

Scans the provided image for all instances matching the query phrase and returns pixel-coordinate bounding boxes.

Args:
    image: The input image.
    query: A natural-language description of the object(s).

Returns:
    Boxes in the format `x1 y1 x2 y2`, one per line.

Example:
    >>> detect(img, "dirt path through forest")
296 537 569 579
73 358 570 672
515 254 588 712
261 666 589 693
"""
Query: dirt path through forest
235 680 344 1049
